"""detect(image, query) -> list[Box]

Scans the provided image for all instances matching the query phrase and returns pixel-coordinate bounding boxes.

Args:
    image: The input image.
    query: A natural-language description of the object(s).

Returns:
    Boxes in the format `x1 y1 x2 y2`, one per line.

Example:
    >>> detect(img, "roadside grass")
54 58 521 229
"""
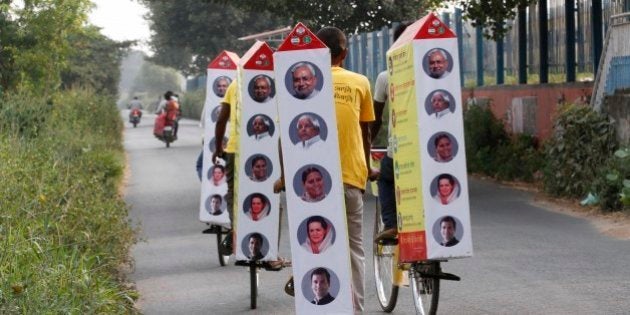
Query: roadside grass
0 90 137 313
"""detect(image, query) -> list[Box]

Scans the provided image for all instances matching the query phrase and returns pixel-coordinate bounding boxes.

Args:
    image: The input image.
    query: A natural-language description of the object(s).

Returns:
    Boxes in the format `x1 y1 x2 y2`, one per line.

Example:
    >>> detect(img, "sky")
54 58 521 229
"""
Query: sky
89 0 152 53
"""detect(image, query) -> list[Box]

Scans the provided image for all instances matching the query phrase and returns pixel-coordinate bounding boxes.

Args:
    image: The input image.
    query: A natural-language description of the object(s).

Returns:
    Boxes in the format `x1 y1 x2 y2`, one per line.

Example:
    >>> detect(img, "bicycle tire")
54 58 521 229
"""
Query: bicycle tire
372 199 399 312
410 261 440 315
216 227 230 266
249 264 258 309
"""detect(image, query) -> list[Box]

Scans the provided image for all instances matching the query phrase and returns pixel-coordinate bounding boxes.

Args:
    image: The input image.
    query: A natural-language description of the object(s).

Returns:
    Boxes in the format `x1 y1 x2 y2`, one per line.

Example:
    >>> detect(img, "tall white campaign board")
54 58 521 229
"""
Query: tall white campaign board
199 51 239 228
274 23 353 314
388 13 472 262
234 41 281 261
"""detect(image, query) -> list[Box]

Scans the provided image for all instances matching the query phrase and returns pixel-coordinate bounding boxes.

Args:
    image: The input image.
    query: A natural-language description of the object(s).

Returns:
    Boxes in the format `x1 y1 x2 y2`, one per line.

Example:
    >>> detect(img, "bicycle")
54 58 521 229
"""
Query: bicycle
371 149 460 315
202 224 231 266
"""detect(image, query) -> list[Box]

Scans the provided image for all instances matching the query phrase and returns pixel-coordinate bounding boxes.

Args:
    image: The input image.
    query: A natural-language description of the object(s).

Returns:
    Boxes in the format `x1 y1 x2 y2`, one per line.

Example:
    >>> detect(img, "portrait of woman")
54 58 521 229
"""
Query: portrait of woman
300 216 335 254
243 193 271 221
428 132 458 163
208 165 226 186
432 174 460 205
301 167 326 202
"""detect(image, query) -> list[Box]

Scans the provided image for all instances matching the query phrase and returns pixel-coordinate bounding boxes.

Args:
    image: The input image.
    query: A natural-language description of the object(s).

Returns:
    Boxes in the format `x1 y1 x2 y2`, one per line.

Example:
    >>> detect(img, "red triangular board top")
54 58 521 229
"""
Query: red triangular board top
277 22 327 51
207 50 240 69
241 41 274 70
390 12 456 50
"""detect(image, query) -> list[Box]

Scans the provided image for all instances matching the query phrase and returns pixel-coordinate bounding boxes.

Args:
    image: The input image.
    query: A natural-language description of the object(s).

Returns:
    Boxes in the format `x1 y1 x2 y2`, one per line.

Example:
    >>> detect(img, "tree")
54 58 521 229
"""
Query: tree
140 0 537 73
61 26 132 96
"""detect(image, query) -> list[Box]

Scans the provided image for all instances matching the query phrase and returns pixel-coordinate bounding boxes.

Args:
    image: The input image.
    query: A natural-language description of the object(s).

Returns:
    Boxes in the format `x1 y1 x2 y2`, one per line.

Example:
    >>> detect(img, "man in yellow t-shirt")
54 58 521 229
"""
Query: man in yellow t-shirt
213 80 240 253
316 26 377 312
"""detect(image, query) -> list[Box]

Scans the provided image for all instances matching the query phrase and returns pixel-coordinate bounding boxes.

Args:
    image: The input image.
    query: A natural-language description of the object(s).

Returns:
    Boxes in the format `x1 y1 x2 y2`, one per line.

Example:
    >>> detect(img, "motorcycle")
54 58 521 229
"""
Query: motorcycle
129 108 142 128
153 112 177 148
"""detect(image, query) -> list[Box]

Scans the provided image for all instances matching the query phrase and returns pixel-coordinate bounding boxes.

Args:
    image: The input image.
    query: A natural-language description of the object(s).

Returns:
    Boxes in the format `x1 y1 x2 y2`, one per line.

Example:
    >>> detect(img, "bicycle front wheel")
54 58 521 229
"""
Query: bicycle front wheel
216 227 230 266
372 201 399 312
410 261 440 315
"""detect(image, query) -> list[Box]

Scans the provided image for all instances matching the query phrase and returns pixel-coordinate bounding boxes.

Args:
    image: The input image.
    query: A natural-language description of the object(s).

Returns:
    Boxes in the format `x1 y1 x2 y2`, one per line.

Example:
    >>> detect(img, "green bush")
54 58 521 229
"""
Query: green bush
464 104 509 174
590 147 630 212
180 89 205 120
543 104 617 198
495 134 544 181
0 90 137 313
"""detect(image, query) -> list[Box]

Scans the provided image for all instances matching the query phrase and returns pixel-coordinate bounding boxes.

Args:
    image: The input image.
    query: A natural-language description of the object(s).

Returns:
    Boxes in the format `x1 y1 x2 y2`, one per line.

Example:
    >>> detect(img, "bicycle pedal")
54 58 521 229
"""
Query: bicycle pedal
235 260 250 267
202 227 215 234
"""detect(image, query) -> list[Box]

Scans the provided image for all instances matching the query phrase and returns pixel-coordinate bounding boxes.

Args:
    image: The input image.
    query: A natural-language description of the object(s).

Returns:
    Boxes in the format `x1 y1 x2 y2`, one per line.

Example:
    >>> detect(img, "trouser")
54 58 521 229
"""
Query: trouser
344 185 365 312
225 152 235 226
377 155 397 229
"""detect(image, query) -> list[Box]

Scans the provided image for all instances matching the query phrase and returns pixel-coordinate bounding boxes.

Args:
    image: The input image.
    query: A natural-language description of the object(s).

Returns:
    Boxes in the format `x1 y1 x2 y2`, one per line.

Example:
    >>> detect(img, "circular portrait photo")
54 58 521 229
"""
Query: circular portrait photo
292 164 332 203
297 215 336 254
288 112 328 150
422 48 454 79
427 132 459 163
207 164 227 187
204 193 226 216
301 267 340 306
246 114 275 140
210 105 221 122
425 89 456 118
241 232 269 261
247 74 275 103
432 215 464 247
285 61 324 100
430 174 461 205
213 76 232 97
245 154 273 183
242 192 271 222
208 136 228 153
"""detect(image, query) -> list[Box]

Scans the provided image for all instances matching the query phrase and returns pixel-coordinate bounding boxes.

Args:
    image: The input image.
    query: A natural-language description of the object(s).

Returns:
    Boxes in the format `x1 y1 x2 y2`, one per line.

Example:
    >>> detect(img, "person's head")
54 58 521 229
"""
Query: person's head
248 233 263 256
434 134 453 161
302 167 324 199
428 49 449 78
253 75 272 102
306 216 328 245
311 267 331 299
210 194 222 212
431 91 450 113
250 194 266 216
133 96 138 100
252 115 270 135
164 91 174 100
393 22 409 42
316 27 347 66
440 216 457 242
291 63 318 99
251 155 268 180
437 174 455 197
215 77 229 97
296 114 320 142
212 165 225 183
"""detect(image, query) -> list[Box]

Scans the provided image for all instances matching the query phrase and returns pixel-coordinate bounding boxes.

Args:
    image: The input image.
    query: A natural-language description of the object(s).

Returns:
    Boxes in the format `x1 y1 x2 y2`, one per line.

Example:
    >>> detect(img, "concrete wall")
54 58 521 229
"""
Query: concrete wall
603 91 630 145
462 82 594 140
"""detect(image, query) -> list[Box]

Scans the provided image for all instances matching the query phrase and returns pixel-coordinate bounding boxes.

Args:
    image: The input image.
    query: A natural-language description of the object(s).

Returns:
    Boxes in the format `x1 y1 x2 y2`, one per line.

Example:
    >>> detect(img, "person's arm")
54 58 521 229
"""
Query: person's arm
212 102 230 163
273 138 285 193
371 99 385 140
361 121 378 181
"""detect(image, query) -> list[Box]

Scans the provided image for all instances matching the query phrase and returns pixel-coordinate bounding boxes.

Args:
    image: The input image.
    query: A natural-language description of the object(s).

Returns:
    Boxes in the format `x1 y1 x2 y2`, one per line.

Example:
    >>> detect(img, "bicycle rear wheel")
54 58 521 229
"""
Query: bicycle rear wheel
372 201 399 312
249 264 259 309
410 261 440 315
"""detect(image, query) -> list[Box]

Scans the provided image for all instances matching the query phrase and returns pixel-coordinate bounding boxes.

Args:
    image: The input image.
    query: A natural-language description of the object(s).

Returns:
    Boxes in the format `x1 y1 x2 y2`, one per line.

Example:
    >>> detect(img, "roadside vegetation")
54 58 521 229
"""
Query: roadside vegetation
1 2 137 313
464 102 629 212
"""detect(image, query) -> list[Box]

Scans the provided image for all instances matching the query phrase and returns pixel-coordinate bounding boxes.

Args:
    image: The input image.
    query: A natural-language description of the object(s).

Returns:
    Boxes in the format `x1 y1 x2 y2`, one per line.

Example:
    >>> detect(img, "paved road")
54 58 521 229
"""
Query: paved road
124 111 630 314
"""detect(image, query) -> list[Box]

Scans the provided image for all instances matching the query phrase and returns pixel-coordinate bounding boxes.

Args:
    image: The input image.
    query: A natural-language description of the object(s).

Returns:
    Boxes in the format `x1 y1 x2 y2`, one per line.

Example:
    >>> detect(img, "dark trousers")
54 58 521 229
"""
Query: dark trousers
377 155 397 229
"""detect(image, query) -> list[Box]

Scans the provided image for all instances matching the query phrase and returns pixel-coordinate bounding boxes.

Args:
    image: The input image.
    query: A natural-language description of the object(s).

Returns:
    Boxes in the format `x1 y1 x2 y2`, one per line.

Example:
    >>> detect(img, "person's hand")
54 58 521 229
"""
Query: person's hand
273 178 285 193
368 167 380 181
212 148 225 165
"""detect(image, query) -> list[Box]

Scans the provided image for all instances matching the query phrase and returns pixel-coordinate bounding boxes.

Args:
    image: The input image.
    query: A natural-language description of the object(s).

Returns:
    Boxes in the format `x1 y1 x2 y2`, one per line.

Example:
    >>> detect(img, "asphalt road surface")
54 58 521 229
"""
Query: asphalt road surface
124 111 630 314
